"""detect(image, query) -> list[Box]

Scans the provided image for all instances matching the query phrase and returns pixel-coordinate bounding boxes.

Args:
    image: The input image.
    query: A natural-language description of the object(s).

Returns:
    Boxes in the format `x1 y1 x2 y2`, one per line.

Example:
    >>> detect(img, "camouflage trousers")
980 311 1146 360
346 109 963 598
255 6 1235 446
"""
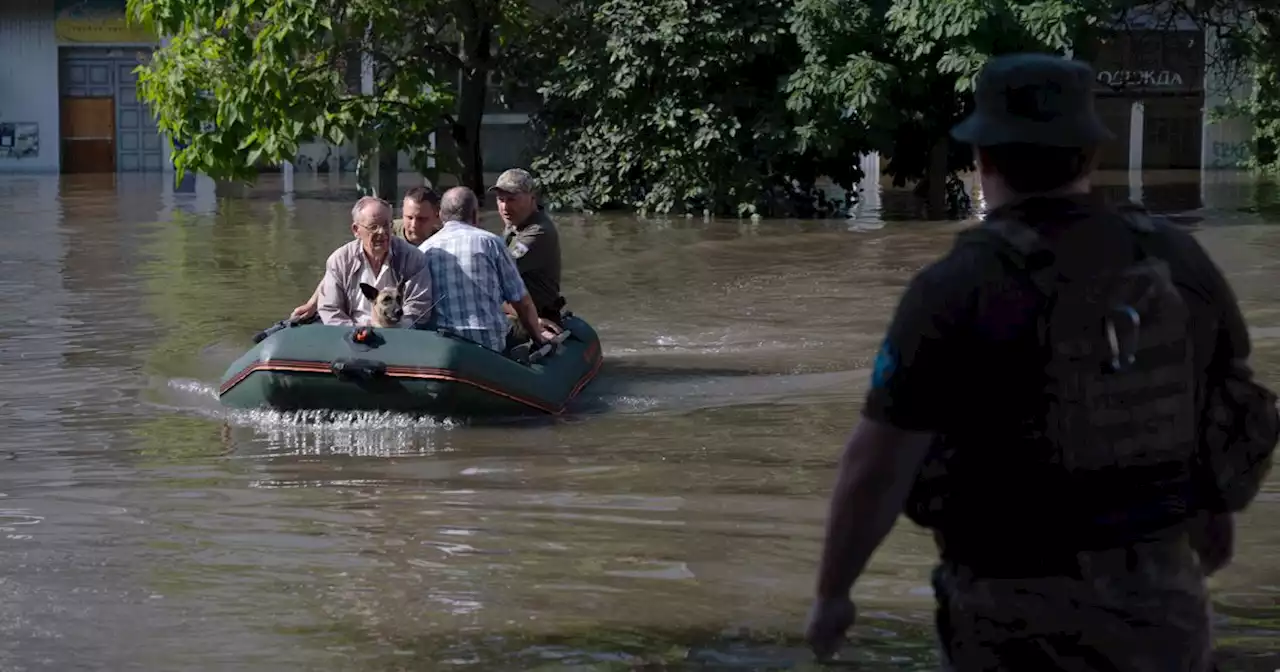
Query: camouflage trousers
932 536 1214 672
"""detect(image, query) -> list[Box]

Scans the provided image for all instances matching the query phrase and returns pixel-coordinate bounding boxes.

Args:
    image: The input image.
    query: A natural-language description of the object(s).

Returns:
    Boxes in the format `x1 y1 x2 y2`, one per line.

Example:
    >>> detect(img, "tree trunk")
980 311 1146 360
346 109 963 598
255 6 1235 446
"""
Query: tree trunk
451 14 492 198
454 68 487 196
371 145 400 201
352 44 401 200
925 136 948 219
356 137 374 196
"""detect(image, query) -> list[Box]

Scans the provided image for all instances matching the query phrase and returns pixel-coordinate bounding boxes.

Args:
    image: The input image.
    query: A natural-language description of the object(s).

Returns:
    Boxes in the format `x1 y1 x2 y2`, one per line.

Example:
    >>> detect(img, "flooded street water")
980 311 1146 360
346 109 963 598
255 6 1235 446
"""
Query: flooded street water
0 171 1277 670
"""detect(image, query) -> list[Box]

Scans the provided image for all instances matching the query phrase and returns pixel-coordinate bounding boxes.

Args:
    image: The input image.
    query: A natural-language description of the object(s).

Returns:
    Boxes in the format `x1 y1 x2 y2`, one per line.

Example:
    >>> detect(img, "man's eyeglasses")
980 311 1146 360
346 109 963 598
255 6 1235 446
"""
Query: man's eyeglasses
356 220 392 234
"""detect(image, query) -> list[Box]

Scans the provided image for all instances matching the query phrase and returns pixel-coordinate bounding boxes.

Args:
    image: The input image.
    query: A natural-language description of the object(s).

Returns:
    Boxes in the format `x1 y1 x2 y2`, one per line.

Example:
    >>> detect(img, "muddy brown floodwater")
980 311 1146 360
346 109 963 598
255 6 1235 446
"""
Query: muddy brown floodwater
0 171 1276 670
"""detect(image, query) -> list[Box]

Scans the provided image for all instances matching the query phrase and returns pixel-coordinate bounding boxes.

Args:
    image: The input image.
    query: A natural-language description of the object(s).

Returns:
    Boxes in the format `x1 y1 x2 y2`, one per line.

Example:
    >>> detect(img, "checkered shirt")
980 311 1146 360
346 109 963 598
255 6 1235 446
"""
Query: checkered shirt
418 221 527 351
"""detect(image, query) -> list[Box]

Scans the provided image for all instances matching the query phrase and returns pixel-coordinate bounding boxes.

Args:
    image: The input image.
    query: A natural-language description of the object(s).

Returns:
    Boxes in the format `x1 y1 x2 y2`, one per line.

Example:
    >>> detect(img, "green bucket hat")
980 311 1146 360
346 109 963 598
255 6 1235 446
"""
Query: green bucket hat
951 53 1114 147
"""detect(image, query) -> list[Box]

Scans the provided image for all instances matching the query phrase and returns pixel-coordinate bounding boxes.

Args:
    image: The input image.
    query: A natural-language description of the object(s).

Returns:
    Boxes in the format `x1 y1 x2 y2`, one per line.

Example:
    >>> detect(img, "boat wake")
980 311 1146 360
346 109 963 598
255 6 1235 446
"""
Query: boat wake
156 378 462 427
150 332 870 457
160 360 861 429
575 363 863 416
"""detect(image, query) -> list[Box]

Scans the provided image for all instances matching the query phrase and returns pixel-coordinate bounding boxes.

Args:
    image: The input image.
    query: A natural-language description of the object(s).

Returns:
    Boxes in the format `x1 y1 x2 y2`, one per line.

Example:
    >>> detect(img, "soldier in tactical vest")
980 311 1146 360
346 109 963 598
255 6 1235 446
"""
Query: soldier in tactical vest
804 53 1278 670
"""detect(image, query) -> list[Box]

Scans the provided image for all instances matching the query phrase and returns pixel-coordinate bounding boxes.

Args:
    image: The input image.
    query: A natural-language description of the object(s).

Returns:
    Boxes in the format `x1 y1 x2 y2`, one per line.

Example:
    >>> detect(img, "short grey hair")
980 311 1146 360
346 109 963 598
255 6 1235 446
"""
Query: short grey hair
439 187 479 223
351 196 391 222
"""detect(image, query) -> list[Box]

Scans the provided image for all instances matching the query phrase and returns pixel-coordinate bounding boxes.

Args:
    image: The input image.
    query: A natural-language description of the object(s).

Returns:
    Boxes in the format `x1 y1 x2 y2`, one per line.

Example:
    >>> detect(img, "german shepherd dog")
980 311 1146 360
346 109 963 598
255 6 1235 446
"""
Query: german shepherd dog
359 281 406 328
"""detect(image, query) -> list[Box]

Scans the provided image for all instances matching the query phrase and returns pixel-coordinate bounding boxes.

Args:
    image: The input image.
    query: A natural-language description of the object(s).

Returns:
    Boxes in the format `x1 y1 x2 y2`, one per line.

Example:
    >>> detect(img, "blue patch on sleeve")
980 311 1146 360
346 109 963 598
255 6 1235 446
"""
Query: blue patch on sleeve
871 339 898 390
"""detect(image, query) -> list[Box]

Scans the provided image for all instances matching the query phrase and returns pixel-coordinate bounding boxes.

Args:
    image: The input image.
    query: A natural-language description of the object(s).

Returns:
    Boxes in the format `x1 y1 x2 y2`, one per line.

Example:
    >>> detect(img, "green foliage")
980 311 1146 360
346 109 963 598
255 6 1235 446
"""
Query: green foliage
791 0 1099 206
528 0 871 218
128 0 454 183
127 0 530 187
1196 4 1280 172
127 0 1280 218
1250 44 1280 170
531 0 1120 219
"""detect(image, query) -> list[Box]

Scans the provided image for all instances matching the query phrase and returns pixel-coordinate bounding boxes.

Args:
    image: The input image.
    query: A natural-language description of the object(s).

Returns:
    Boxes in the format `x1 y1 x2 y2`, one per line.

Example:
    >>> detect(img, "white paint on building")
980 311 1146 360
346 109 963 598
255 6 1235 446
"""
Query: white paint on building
1129 101 1145 203
1201 26 1255 208
0 0 61 173
1202 28 1253 170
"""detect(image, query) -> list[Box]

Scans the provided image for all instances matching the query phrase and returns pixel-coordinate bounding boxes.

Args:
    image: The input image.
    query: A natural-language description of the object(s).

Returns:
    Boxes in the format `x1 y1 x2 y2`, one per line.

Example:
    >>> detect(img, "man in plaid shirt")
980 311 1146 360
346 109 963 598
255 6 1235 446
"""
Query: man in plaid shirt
418 187 549 352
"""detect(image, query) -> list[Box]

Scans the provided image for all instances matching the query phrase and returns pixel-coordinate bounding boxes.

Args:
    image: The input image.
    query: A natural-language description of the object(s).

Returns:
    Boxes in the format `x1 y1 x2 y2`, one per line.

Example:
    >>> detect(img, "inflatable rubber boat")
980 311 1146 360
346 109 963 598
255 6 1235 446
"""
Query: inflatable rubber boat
218 314 603 416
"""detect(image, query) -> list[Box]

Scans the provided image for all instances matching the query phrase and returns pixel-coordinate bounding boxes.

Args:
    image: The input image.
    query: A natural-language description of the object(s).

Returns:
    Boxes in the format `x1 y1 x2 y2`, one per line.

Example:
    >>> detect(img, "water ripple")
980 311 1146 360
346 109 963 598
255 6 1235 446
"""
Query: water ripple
0 173 1276 669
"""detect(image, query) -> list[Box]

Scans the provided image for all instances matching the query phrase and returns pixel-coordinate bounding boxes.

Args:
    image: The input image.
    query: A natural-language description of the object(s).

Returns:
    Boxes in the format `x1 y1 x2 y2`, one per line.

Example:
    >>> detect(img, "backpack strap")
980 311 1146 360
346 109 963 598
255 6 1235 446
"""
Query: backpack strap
969 203 1169 288
965 216 1061 297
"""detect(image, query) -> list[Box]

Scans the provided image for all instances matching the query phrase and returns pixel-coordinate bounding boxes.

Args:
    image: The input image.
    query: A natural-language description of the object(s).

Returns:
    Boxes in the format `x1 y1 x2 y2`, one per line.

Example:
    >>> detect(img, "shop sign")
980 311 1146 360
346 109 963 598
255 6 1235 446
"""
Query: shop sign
55 0 157 44
1096 69 1187 89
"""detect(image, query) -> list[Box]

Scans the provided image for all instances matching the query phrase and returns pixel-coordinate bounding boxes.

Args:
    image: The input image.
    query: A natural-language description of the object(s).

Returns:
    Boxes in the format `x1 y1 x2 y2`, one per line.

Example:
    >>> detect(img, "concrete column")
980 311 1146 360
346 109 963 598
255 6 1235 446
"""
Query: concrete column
858 152 881 217
1128 101 1144 203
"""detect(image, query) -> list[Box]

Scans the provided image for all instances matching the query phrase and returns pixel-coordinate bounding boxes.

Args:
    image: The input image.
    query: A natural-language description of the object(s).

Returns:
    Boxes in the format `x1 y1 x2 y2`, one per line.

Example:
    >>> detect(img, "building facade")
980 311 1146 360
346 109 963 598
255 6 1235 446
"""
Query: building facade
0 0 166 174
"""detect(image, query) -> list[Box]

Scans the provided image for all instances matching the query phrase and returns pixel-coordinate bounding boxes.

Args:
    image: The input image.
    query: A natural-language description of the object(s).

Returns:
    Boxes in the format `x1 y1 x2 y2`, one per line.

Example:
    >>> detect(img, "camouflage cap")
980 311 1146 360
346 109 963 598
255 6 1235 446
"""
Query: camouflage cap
488 168 537 194
951 52 1114 147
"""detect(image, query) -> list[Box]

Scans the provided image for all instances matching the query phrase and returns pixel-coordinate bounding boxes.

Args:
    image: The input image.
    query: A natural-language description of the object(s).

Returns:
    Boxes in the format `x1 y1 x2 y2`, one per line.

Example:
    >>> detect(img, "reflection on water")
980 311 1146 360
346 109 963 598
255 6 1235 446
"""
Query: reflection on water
0 171 1277 670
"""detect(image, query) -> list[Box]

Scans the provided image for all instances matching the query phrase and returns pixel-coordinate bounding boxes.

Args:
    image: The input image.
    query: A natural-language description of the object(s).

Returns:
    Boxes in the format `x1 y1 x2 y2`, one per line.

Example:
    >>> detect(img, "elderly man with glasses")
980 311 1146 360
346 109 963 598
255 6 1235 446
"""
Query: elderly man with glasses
316 196 434 327
291 187 443 322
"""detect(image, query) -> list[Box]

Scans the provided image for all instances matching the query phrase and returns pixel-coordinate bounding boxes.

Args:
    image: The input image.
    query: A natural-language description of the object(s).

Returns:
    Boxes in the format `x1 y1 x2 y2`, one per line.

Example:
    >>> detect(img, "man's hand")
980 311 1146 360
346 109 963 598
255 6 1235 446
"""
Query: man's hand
1190 512 1234 576
805 596 856 662
293 285 322 322
536 318 563 344
290 300 317 322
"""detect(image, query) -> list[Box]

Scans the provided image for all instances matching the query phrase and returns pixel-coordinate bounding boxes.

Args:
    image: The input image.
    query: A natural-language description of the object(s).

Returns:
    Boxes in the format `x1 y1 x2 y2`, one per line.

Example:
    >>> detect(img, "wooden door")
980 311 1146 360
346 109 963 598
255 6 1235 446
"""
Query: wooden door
61 97 116 173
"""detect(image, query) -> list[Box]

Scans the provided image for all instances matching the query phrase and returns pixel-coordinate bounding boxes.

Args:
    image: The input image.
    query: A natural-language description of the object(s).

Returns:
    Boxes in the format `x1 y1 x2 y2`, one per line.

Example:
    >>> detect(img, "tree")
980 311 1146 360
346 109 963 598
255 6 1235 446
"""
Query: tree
529 0 1127 220
427 0 535 194
526 0 872 218
127 0 531 194
790 0 1112 218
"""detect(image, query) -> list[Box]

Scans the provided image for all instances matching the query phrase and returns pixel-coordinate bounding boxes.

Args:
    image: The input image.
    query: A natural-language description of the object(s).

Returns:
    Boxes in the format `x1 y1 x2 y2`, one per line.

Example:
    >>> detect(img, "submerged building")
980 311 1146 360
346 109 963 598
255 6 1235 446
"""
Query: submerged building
0 0 534 177
0 0 167 173
1091 6 1254 172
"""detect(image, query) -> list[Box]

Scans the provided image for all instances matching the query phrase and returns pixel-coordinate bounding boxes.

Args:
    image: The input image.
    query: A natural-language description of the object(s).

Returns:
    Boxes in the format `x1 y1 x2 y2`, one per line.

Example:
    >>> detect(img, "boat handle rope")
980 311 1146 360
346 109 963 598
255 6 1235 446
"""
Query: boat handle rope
330 357 388 381
409 292 448 330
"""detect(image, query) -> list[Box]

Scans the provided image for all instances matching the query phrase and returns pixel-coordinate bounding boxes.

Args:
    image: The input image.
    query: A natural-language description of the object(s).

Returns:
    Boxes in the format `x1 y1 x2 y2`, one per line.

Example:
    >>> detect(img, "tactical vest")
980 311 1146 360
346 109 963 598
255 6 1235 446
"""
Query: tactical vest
906 209 1200 543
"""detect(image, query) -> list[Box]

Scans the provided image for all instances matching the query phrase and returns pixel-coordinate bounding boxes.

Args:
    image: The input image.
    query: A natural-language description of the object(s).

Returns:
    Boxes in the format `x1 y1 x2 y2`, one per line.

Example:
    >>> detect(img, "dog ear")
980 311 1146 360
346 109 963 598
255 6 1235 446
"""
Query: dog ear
397 279 408 296
359 282 380 301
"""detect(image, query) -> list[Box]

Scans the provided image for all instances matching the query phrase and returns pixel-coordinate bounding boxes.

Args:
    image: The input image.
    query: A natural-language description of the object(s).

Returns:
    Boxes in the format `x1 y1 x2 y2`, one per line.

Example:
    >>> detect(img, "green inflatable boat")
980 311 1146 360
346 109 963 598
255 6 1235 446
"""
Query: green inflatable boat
218 314 604 416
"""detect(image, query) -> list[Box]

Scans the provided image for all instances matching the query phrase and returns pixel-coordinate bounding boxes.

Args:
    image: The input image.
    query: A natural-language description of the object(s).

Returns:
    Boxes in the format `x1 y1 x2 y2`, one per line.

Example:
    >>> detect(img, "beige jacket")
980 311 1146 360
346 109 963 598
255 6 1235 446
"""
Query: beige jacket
317 237 432 326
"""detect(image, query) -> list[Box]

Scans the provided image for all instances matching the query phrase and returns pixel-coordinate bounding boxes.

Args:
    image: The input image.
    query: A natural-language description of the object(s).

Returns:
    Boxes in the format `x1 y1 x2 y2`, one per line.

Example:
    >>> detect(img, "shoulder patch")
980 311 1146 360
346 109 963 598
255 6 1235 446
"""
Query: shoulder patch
510 241 530 259
871 339 898 390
